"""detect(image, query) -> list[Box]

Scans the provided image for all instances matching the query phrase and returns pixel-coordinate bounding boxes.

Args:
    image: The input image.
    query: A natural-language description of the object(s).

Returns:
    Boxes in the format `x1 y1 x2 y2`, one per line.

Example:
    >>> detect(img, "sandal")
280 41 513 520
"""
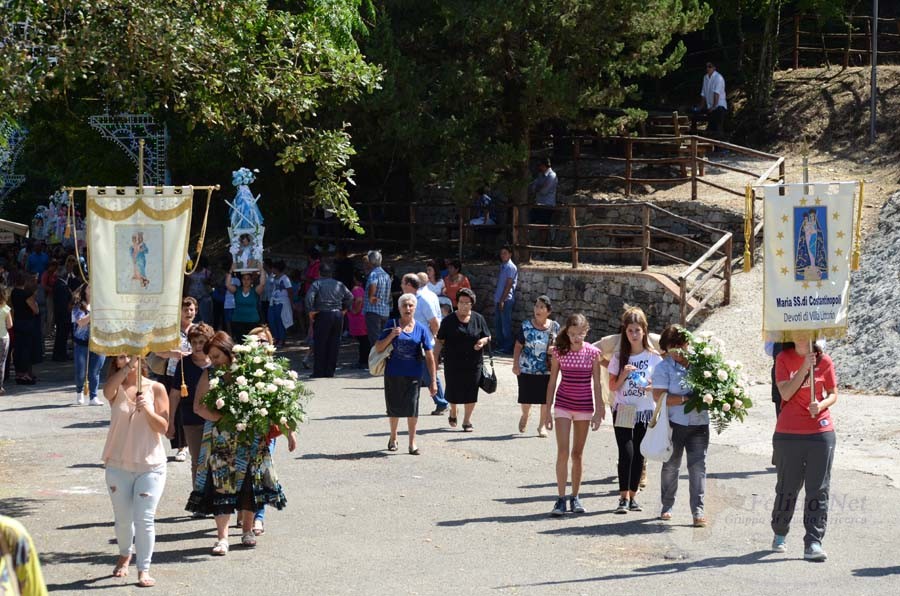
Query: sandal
137 572 156 588
387 439 398 452
408 446 420 455
518 414 527 433
112 555 131 578
659 512 672 521
693 516 708 528
241 531 257 547
211 540 229 556
448 416 458 428
252 519 265 536
462 423 473 432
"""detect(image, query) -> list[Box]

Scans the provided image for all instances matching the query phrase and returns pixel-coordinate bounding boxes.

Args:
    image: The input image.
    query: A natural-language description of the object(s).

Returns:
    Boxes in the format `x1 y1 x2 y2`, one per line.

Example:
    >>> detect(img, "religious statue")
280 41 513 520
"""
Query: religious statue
228 167 265 273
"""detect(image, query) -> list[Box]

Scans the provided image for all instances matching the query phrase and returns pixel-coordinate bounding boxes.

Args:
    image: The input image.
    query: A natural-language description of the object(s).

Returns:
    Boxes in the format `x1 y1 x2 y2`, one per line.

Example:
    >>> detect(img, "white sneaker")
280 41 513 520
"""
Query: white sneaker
88 397 103 406
75 392 85 405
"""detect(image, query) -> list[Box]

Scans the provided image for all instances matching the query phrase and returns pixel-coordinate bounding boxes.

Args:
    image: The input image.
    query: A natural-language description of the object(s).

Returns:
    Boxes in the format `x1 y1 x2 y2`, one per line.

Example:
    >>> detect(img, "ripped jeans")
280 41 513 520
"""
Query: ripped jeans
106 464 166 572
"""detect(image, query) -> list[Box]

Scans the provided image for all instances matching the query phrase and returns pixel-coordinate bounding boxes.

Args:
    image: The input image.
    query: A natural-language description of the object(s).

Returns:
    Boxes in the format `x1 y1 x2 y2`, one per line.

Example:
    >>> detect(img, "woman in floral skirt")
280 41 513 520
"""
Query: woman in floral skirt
186 331 287 555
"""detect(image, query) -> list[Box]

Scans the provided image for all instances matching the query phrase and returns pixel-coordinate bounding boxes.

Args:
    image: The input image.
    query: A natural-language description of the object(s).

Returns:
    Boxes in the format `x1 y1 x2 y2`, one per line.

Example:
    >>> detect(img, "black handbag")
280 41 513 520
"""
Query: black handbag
479 341 498 394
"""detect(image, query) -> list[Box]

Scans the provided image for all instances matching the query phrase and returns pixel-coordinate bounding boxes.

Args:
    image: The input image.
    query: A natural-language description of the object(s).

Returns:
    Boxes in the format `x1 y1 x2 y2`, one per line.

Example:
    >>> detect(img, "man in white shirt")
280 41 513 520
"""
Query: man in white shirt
697 62 727 134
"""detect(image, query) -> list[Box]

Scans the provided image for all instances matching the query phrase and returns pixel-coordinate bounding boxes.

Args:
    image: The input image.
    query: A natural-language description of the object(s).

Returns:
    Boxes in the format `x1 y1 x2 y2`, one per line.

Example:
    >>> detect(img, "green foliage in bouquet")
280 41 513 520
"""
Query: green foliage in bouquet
201 335 310 440
677 329 752 434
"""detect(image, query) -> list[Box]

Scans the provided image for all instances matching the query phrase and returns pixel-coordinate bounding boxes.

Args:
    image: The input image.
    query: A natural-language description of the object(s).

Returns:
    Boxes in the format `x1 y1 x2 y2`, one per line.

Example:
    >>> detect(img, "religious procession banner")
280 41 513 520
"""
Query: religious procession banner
87 186 193 355
762 181 860 340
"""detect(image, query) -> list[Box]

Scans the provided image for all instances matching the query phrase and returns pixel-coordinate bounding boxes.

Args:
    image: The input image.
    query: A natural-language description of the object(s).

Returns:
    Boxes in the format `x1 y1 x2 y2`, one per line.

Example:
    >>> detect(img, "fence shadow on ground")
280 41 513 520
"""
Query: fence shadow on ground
0 497 42 517
852 566 900 577
437 509 607 527
0 403 72 413
518 476 618 490
298 450 389 461
64 420 110 430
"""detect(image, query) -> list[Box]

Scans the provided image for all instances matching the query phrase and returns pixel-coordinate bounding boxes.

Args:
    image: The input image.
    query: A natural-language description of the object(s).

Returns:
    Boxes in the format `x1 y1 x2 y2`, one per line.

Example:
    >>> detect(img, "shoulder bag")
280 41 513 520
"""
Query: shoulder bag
479 340 498 394
368 319 395 376
640 392 673 462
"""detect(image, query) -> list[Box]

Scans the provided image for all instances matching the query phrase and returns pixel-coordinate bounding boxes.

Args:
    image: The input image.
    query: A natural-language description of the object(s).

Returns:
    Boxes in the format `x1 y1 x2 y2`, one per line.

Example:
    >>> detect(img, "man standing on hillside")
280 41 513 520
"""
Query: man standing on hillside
528 158 558 248
494 245 518 354
697 61 727 135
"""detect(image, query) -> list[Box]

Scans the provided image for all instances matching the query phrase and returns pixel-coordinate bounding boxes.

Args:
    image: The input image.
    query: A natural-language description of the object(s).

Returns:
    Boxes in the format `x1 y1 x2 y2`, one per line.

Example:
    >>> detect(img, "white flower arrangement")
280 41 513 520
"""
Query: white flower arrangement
676 328 753 434
202 335 310 438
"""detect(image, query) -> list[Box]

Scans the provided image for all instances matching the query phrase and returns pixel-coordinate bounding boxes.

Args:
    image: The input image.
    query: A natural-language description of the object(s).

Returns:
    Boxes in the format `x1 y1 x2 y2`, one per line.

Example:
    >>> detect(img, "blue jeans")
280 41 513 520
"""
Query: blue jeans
660 423 709 517
494 300 514 353
421 366 448 409
255 439 277 522
74 343 107 398
106 465 166 572
267 303 286 343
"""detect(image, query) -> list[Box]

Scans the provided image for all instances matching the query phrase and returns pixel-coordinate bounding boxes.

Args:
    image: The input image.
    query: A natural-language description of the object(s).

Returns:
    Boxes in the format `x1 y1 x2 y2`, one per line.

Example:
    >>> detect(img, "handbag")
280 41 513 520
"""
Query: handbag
368 319 395 376
641 392 673 462
478 341 498 394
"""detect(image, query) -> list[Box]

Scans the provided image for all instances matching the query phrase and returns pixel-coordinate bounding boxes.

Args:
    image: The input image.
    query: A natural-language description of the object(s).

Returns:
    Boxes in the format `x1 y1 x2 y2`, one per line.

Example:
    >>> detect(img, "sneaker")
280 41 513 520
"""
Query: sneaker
431 407 448 416
615 498 629 514
537 427 548 438
569 496 586 514
804 542 828 562
174 449 188 462
628 498 643 512
75 392 85 406
771 535 787 553
88 397 103 406
550 498 567 517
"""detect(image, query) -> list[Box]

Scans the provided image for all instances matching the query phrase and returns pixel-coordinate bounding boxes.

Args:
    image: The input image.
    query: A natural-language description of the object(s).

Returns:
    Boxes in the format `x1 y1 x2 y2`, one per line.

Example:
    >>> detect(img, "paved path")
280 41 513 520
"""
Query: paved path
1 350 899 595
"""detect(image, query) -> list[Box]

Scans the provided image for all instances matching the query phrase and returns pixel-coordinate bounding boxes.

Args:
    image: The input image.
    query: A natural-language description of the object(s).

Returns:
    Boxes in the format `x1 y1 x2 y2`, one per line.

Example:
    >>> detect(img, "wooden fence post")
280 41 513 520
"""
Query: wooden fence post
749 191 757 263
794 14 801 69
511 205 519 259
724 235 733 306
690 136 698 200
679 277 687 326
624 138 633 197
573 137 581 191
569 206 578 269
641 205 650 271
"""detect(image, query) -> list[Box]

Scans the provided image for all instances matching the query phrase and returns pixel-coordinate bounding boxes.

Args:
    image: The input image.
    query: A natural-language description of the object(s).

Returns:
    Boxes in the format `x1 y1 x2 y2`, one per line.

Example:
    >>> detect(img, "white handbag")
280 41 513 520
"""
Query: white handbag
368 320 396 376
641 392 673 462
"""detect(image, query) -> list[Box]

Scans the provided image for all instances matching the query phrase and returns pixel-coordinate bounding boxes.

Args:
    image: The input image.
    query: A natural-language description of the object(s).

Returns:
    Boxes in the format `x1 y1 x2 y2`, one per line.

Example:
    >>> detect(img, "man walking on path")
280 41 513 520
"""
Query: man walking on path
364 250 392 348
494 246 518 354
401 273 449 415
306 263 353 378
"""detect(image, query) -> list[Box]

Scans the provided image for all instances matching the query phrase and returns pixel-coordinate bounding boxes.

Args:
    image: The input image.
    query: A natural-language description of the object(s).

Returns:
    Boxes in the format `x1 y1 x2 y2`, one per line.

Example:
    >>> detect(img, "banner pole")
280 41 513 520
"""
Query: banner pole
809 339 816 418
852 180 865 270
137 139 145 396
743 185 752 272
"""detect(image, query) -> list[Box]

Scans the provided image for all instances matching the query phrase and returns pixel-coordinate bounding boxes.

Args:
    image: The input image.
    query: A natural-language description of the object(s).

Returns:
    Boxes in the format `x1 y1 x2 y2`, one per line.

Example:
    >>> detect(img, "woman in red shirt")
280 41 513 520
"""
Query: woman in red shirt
771 334 838 562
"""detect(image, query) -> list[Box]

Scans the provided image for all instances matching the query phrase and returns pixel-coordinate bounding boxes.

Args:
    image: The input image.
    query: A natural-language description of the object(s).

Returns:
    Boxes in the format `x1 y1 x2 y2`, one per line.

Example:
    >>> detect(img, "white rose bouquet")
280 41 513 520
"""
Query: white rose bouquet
201 335 310 439
677 330 752 434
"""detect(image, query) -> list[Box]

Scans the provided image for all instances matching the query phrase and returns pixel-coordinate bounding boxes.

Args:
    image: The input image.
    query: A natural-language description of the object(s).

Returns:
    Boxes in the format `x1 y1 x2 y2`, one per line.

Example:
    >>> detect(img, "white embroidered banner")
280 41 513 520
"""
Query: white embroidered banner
762 181 857 340
87 186 193 355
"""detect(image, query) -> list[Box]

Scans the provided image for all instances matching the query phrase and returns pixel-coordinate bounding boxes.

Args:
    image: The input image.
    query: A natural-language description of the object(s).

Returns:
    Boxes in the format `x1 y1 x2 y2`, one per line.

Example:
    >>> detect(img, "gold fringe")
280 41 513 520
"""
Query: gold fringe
89 337 181 357
762 327 848 342
90 324 180 343
852 180 864 271
86 193 193 222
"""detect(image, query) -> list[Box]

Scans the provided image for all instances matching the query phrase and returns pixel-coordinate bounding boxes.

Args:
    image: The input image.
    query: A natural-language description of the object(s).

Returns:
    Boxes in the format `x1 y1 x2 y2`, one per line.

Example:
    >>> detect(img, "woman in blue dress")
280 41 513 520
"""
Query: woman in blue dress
130 232 149 288
512 295 559 437
230 168 264 230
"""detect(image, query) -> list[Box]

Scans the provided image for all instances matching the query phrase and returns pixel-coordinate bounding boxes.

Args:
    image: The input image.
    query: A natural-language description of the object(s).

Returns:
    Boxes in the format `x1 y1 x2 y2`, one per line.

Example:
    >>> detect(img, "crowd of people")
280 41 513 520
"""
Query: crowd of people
0 236 841 591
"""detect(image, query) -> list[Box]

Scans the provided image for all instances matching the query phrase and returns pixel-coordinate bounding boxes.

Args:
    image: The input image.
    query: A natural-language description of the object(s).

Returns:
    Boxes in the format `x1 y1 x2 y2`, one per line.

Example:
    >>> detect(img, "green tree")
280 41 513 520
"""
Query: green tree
0 0 381 229
355 0 710 204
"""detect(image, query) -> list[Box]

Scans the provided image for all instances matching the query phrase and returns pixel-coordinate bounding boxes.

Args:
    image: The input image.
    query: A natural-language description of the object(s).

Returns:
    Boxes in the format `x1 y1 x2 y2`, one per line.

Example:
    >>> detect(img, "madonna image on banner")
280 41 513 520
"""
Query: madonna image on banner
116 224 164 294
793 206 828 282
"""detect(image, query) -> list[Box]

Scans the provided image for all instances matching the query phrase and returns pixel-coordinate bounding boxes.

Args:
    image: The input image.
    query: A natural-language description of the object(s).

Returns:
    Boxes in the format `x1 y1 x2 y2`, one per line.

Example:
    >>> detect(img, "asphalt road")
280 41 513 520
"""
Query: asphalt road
1 348 899 595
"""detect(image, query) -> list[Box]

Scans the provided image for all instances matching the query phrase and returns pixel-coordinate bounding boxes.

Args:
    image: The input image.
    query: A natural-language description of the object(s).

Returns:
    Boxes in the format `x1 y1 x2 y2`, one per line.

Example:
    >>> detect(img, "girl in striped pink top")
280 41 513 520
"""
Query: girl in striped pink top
543 314 605 516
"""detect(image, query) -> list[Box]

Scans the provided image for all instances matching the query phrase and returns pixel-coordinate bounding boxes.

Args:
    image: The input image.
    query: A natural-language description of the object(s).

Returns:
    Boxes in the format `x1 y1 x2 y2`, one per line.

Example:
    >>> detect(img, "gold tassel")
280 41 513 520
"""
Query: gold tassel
743 185 752 273
64 221 71 239
181 383 189 398
851 180 865 271
180 353 188 397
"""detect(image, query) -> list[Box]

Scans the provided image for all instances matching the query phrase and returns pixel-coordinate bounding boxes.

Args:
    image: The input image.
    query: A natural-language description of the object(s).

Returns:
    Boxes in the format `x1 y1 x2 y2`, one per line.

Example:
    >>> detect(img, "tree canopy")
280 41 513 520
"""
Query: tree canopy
353 0 710 203
1 0 381 229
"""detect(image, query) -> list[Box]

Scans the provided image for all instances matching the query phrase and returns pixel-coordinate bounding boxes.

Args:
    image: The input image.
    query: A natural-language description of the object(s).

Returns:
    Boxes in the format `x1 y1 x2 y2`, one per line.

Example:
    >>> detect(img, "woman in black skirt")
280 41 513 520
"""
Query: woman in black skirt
512 295 559 437
434 288 491 432
373 293 437 455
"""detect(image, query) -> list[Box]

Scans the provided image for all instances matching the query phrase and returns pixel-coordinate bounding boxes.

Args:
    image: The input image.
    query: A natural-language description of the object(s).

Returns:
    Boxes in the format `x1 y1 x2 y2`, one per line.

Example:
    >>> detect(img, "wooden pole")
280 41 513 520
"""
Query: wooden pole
743 185 753 272
624 138 633 197
569 206 578 269
679 277 687 325
641 205 650 271
511 205 519 258
723 235 733 305
794 14 801 69
690 136 698 200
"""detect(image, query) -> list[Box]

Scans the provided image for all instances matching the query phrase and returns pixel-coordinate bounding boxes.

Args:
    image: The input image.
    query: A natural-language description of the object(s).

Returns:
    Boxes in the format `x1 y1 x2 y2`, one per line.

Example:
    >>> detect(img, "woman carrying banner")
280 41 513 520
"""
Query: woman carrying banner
226 265 267 341
542 313 604 516
186 331 288 555
770 334 837 561
607 307 661 513
102 355 169 588
651 325 709 526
